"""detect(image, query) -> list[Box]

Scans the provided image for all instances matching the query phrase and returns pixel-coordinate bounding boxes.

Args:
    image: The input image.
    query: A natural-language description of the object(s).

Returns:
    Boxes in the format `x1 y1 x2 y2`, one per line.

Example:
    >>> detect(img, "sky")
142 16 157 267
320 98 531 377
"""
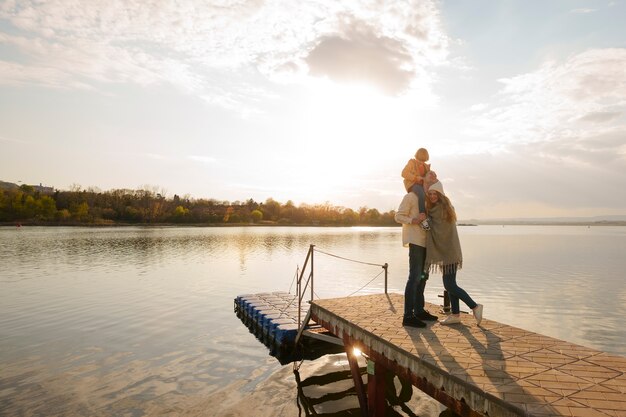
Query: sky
1 0 625 219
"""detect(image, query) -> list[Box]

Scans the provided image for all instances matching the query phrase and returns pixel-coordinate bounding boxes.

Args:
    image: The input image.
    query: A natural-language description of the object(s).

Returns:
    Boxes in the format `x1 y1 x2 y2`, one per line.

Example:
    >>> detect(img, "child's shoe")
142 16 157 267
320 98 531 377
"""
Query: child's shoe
420 218 431 231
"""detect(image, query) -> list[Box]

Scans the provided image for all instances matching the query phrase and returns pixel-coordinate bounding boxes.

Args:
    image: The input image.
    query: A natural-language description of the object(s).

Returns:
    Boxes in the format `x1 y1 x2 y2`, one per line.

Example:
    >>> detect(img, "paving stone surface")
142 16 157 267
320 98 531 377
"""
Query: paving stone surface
311 293 626 417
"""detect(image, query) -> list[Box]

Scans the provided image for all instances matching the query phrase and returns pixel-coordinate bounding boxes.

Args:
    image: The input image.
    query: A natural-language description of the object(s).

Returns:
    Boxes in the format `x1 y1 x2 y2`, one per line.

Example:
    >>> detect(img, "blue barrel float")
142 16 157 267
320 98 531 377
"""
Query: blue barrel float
234 292 304 346
234 291 343 364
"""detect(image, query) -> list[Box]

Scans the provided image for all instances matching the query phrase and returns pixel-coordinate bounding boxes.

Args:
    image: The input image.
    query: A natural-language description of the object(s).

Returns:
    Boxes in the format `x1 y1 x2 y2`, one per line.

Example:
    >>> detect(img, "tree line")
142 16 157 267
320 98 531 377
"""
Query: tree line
0 184 397 226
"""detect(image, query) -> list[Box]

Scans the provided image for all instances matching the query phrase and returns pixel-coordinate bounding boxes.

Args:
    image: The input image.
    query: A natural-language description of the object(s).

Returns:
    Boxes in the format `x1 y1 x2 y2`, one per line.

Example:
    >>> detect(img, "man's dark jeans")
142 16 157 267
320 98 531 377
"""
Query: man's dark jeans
404 243 428 318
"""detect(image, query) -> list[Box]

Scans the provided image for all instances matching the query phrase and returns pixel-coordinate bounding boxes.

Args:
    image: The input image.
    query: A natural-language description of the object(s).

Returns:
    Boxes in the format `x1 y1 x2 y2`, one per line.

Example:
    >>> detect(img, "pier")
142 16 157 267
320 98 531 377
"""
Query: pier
234 246 626 416
310 293 626 417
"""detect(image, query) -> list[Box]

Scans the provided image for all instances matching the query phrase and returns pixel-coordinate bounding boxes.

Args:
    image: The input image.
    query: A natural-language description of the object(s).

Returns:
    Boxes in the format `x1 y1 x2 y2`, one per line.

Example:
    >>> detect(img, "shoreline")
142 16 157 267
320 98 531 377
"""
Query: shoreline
3 221 626 227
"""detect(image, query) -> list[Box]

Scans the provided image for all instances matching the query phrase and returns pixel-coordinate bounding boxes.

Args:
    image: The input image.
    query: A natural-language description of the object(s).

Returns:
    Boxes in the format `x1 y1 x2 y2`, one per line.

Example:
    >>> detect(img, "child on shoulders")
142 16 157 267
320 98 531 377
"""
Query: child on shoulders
402 147 437 230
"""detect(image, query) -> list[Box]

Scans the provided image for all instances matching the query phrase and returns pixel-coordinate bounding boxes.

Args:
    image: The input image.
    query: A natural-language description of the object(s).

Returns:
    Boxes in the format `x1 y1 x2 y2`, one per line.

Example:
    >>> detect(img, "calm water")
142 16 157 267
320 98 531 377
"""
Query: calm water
1 225 625 416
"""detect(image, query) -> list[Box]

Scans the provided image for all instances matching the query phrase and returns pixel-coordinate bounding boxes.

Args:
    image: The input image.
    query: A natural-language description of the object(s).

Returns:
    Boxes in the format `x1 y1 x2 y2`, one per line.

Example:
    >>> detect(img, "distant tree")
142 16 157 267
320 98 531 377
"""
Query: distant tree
20 184 35 193
7 191 24 219
359 206 368 223
379 210 396 225
261 198 281 221
72 202 90 221
228 212 241 223
0 190 7 221
56 209 71 221
279 200 296 223
124 206 142 222
250 209 263 223
223 206 234 222
23 195 37 219
0 184 401 226
291 205 307 224
366 208 381 223
173 205 189 221
246 198 258 210
101 208 117 220
37 195 57 220
342 208 359 225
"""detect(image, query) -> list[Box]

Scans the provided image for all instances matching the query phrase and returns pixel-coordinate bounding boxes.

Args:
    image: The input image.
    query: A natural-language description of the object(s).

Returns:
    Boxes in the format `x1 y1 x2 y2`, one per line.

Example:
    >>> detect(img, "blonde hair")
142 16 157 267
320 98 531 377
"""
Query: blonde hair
415 148 429 162
426 191 457 223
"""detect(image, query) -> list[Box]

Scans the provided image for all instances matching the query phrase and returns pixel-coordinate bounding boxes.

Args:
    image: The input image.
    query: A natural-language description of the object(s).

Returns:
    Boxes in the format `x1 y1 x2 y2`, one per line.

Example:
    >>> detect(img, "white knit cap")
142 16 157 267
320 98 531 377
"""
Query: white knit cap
428 181 445 196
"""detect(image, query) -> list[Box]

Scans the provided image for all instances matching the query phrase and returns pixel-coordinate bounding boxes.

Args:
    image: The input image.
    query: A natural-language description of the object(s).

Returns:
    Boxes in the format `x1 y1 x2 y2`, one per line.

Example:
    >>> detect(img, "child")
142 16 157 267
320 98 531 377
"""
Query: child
401 148 436 230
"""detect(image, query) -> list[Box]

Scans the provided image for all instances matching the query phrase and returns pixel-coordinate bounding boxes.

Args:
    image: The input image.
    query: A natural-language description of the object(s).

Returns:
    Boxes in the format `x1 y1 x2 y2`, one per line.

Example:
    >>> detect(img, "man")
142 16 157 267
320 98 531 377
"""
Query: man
395 190 438 327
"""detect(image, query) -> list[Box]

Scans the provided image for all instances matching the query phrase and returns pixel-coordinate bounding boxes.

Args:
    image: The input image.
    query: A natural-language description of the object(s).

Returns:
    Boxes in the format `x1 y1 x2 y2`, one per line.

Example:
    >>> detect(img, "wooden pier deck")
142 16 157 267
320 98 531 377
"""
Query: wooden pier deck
310 293 626 417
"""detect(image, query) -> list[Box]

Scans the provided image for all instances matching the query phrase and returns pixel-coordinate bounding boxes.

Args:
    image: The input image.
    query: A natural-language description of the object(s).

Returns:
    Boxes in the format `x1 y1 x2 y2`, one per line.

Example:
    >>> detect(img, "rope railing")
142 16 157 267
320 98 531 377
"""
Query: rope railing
345 269 386 298
313 248 386 268
313 246 389 295
294 244 389 330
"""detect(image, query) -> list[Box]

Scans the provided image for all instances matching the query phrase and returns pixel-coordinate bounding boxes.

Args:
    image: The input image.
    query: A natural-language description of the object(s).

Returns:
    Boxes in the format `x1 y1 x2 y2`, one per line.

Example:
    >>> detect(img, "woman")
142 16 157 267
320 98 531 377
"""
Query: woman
424 181 483 325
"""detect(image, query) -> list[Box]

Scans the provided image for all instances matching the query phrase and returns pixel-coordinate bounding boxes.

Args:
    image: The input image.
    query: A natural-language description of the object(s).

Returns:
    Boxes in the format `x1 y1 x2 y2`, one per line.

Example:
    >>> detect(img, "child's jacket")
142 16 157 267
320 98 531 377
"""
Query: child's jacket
402 159 430 192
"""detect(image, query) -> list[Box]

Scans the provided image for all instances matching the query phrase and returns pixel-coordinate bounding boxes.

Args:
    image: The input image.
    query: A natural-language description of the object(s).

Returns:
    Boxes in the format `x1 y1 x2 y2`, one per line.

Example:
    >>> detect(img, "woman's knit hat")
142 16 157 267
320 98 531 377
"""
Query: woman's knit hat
429 181 445 196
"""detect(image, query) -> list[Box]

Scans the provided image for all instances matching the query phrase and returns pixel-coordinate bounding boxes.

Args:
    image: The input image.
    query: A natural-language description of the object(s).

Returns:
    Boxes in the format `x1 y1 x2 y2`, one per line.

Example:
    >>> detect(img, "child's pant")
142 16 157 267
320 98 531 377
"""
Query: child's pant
410 183 426 214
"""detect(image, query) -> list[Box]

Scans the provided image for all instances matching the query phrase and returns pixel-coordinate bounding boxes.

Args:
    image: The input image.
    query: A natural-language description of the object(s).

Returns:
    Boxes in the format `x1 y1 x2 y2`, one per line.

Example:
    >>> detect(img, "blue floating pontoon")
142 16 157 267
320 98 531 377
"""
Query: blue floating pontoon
234 292 311 348
234 291 343 364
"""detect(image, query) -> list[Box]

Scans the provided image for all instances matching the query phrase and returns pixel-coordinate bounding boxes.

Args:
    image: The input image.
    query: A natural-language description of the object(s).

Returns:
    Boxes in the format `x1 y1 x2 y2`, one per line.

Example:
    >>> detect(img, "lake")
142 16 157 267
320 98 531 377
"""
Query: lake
1 225 625 416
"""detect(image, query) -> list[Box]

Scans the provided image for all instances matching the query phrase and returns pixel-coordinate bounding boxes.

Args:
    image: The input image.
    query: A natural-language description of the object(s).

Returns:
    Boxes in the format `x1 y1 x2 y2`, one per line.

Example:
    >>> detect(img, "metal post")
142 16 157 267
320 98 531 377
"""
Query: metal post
383 263 388 294
310 244 314 302
296 247 313 329
297 266 301 328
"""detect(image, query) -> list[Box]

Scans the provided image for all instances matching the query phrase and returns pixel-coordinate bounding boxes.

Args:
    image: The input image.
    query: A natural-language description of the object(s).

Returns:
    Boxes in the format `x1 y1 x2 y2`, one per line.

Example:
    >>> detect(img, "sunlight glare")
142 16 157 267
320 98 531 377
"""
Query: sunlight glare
290 79 446 204
301 80 406 170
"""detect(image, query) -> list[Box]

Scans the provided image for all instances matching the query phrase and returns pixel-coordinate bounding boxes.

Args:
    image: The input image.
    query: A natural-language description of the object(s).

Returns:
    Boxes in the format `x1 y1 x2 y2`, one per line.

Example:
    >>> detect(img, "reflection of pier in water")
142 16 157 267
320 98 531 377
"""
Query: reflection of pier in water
294 366 363 417
293 356 427 417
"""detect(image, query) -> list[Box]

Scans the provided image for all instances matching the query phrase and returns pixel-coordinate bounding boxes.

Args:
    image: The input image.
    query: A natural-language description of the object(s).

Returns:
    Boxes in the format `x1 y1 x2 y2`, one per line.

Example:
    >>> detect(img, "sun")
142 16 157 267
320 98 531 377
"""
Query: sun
300 80 410 165
282 78 445 204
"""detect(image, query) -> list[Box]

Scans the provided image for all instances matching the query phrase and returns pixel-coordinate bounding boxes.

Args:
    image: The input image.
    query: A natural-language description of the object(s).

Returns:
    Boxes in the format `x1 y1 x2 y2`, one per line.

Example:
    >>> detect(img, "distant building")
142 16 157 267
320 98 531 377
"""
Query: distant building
32 183 55 194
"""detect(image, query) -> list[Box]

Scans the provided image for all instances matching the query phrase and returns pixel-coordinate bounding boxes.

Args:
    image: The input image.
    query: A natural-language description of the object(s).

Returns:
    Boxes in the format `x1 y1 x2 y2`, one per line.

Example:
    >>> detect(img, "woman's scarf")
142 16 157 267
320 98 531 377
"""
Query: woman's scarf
425 203 463 274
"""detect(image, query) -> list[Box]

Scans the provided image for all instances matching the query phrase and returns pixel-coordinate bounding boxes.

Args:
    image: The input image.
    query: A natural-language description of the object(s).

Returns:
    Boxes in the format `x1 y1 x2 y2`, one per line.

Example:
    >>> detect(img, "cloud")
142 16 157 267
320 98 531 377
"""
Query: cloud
188 155 216 164
468 103 488 112
0 134 30 144
143 153 217 165
455 48 626 217
569 8 597 14
437 147 626 219
468 48 626 152
302 3 449 96
144 153 168 160
578 111 622 123
305 21 414 95
0 0 449 105
0 31 202 91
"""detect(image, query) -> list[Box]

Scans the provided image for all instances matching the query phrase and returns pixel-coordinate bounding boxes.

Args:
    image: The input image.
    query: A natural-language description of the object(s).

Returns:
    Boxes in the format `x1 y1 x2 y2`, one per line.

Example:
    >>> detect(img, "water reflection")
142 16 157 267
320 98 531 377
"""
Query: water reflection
294 366 362 416
293 354 446 417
